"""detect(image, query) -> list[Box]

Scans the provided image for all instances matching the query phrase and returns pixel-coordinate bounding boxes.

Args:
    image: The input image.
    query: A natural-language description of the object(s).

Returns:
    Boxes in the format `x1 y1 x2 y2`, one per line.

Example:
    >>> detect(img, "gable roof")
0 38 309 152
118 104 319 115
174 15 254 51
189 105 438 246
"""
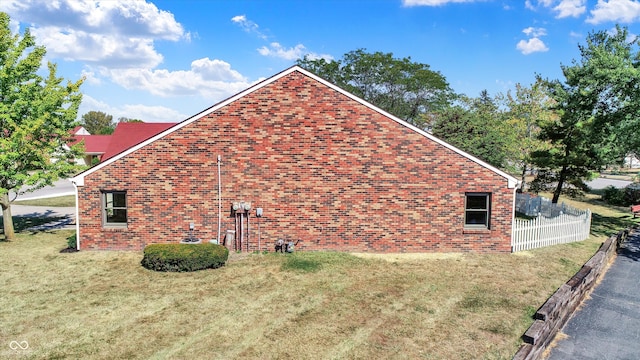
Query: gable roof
101 122 176 161
71 66 519 188
68 135 112 155
71 126 91 135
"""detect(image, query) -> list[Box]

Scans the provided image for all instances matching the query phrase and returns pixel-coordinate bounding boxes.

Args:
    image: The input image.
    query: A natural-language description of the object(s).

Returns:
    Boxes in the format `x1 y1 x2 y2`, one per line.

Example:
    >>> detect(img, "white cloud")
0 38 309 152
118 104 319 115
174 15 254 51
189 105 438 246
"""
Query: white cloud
31 27 164 68
524 0 586 18
79 94 187 123
258 42 304 60
527 0 558 8
232 15 333 61
0 0 188 68
587 0 640 24
569 31 583 39
402 0 483 6
231 14 268 40
523 27 547 37
80 69 101 86
525 0 535 10
554 0 587 18
1 0 186 40
257 43 333 61
517 38 550 55
106 58 254 100
517 26 549 55
119 103 186 123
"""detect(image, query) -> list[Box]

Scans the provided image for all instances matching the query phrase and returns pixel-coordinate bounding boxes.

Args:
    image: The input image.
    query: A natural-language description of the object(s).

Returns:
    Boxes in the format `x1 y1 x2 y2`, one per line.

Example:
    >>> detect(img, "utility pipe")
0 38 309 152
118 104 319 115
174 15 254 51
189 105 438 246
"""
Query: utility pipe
247 212 250 252
217 155 222 244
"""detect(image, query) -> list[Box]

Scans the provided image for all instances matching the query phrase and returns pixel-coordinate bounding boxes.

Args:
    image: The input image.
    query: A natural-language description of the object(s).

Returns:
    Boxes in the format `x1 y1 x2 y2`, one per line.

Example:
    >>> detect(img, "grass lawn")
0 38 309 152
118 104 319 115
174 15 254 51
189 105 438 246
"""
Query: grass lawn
1 197 637 359
13 195 76 208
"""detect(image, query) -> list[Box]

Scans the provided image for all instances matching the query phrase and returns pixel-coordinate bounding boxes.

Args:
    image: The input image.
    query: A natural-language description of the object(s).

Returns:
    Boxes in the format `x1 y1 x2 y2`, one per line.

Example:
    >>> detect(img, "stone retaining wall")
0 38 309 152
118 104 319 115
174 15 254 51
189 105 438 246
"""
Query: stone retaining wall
513 227 634 360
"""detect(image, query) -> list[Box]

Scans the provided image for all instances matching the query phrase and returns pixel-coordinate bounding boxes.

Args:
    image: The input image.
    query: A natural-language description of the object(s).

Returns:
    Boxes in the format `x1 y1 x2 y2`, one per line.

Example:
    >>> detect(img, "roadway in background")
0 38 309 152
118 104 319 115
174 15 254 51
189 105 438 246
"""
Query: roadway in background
9 179 75 201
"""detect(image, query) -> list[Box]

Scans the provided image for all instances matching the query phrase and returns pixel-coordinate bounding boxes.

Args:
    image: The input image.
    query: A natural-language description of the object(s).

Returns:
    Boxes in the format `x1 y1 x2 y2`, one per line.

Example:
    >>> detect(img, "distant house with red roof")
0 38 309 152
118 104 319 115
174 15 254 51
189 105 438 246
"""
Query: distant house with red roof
71 126 91 136
101 122 175 161
68 135 113 165
66 122 176 166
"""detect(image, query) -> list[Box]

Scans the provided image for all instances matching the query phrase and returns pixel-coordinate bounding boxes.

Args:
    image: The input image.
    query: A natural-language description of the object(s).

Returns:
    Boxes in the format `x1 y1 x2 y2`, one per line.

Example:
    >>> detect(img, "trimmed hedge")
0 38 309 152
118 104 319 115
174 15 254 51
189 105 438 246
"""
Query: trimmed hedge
141 243 229 272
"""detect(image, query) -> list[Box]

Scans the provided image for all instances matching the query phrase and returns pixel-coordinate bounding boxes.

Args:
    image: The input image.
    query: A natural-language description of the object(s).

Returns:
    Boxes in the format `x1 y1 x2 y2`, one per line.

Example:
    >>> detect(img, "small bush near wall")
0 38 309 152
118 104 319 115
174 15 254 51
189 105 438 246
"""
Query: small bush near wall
60 234 79 253
67 234 77 249
141 243 229 272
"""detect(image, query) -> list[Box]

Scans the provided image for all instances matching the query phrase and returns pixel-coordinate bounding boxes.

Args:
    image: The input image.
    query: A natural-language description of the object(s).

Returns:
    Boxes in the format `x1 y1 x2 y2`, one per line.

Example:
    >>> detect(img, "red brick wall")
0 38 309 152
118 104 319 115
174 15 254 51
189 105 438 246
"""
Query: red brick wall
77 70 515 253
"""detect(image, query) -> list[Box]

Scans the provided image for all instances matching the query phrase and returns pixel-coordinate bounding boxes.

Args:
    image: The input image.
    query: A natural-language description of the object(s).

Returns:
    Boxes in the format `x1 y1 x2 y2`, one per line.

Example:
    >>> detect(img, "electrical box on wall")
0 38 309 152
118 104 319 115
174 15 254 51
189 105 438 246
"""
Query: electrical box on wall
256 208 263 217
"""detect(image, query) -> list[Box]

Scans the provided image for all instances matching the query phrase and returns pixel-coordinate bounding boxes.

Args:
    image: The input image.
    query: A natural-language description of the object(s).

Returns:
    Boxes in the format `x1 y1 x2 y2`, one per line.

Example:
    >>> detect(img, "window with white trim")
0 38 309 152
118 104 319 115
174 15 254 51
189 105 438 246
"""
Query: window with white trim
465 193 490 229
102 191 127 227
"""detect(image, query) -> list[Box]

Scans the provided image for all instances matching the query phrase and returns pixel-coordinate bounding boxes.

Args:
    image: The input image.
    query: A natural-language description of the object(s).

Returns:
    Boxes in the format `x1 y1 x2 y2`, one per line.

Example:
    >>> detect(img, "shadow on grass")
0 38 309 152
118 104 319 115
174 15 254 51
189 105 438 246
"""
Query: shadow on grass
0 212 72 234
590 213 638 238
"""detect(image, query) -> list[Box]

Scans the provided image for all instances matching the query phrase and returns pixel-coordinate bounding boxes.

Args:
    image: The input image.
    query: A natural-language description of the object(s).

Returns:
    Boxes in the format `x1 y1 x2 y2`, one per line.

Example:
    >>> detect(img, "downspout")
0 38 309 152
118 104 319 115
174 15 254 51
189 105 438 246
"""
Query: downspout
217 155 222 244
510 179 521 253
71 180 81 250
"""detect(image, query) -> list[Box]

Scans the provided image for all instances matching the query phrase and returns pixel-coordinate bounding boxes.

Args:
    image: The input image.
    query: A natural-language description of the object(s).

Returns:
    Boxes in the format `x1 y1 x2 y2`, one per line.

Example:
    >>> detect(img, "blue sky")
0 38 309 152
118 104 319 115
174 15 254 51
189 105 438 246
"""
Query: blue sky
1 0 639 123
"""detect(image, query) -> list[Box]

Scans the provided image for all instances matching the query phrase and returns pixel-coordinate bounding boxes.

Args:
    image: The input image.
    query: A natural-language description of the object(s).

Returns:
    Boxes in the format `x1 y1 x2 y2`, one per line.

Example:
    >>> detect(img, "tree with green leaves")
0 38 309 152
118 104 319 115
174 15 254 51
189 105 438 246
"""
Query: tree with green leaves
81 110 114 134
0 12 84 241
531 25 640 203
504 80 555 191
117 117 144 123
431 91 516 170
297 49 454 128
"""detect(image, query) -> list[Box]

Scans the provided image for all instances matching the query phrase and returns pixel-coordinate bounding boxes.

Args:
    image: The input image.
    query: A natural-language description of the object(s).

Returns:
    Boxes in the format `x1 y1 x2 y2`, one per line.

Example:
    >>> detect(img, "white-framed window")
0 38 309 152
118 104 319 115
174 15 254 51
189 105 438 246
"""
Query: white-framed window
465 193 491 229
102 191 127 227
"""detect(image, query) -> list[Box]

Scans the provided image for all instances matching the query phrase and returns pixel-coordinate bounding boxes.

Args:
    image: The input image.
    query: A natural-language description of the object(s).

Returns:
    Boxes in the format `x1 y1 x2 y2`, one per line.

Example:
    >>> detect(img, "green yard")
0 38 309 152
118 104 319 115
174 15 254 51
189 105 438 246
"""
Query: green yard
1 195 637 359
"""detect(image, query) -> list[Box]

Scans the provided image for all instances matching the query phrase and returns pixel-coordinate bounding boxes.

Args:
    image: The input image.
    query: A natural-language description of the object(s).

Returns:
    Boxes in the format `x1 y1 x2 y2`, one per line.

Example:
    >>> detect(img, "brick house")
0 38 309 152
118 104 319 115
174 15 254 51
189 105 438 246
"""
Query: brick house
71 66 519 253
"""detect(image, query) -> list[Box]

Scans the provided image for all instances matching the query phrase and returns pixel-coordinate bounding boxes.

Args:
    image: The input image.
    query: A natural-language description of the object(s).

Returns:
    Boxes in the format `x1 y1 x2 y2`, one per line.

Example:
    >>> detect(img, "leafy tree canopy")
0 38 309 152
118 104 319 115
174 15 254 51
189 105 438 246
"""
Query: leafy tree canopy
118 117 143 123
0 12 84 240
431 91 516 170
531 25 640 203
297 49 455 128
503 80 556 191
81 110 114 134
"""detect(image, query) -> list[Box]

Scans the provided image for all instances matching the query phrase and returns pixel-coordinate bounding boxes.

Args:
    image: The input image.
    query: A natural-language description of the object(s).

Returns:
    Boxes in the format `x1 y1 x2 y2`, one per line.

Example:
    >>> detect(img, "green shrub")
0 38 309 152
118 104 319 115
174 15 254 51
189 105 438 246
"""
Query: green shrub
141 243 229 272
602 185 626 206
66 234 77 249
624 183 640 206
60 233 78 253
602 184 640 207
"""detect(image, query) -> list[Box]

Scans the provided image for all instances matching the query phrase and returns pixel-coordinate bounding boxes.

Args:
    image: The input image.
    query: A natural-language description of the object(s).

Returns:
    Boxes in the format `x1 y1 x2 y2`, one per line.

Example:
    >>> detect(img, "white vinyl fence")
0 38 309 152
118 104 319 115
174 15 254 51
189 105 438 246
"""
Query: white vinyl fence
511 210 592 252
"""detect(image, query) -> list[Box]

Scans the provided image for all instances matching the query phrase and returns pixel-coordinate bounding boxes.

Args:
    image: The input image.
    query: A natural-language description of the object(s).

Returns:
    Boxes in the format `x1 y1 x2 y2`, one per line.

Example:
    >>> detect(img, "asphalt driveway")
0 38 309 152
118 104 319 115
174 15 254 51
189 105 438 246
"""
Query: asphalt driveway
587 177 632 190
8 178 75 201
547 229 640 359
1 179 75 233
1 205 76 232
